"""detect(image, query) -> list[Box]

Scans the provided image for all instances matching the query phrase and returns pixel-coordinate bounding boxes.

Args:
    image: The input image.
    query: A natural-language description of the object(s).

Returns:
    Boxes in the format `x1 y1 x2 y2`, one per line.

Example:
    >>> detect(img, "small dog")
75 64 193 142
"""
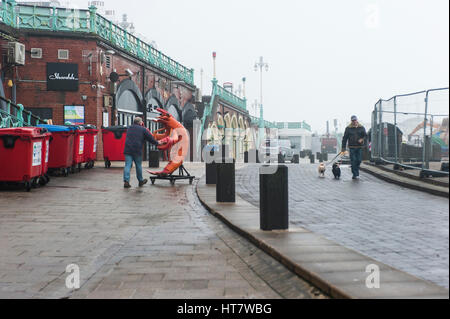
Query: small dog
318 163 326 178
332 163 341 180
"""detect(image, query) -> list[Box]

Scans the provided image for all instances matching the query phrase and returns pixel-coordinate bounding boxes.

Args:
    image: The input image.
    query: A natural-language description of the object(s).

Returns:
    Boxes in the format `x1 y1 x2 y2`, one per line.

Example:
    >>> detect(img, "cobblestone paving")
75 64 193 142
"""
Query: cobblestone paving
236 163 449 289
0 164 325 299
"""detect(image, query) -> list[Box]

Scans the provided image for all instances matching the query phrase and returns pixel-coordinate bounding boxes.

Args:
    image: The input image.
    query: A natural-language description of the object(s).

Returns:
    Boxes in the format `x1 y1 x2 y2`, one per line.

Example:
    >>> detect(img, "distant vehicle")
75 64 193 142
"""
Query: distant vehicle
278 139 296 162
321 137 338 154
260 139 296 162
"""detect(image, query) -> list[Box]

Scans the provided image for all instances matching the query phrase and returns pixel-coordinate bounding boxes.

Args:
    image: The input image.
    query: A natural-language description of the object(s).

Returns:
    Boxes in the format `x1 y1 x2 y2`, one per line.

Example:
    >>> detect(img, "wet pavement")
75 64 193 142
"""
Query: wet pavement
236 163 449 289
0 163 326 299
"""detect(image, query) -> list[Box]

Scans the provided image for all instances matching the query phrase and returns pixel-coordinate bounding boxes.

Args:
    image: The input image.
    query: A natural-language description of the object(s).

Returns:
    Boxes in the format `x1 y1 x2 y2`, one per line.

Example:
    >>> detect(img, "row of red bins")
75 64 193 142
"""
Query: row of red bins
0 125 99 191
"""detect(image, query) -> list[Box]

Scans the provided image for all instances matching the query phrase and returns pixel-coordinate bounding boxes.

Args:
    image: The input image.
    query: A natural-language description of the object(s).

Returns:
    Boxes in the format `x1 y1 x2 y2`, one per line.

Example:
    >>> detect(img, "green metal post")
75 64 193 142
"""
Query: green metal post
136 38 142 58
109 20 113 42
6 100 11 128
89 5 97 33
197 79 217 156
17 103 24 127
10 0 17 28
26 112 31 126
124 29 129 51
52 5 57 31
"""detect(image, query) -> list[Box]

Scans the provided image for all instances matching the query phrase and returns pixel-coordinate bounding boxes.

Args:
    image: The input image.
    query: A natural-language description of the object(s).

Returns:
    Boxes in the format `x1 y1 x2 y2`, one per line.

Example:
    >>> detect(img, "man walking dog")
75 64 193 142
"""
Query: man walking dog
340 115 367 180
123 117 160 188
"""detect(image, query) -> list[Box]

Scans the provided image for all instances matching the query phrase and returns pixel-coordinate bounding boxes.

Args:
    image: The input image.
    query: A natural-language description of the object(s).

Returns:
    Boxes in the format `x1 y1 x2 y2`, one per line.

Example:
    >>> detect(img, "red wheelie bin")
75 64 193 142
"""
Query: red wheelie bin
0 127 49 191
102 126 127 168
70 126 87 173
83 125 99 169
38 125 75 177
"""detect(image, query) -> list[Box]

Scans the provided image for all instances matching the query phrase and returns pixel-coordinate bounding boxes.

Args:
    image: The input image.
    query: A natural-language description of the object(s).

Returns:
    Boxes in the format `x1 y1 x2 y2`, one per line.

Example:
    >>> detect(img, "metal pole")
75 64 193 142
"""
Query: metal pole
254 57 268 148
260 58 263 110
213 52 216 80
378 100 383 160
394 97 398 164
423 91 429 170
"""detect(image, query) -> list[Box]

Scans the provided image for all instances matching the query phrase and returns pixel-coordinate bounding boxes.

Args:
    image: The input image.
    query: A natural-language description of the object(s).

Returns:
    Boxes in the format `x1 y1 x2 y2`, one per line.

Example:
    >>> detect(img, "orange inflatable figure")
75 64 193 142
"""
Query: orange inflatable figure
148 108 189 176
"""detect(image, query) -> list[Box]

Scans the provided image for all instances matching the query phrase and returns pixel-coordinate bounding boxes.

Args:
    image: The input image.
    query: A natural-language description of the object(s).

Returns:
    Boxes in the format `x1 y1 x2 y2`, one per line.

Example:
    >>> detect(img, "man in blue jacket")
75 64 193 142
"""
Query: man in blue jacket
341 115 368 180
124 117 159 188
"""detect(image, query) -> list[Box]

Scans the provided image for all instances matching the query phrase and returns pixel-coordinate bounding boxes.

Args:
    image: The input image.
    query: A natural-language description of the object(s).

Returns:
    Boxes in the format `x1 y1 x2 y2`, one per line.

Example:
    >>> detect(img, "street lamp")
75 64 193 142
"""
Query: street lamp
254 56 269 147
252 99 259 117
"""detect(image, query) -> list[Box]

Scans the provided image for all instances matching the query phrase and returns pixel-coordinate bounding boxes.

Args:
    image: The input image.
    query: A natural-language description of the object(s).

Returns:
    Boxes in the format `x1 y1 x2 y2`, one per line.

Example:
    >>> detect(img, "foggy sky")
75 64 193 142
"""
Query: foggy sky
28 0 450 133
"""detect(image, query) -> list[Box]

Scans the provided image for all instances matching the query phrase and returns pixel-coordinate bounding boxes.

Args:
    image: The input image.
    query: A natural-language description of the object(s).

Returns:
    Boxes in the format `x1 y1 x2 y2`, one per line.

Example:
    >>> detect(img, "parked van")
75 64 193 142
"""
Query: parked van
260 139 296 162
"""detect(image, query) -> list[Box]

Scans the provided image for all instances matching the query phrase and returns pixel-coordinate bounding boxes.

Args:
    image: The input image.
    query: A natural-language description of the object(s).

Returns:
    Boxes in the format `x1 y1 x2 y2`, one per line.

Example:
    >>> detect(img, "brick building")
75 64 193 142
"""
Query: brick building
0 1 198 160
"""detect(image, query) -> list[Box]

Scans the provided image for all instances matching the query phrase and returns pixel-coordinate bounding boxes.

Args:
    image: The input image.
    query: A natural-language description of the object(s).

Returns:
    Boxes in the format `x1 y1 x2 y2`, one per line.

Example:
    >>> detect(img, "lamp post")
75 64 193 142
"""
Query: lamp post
254 56 269 148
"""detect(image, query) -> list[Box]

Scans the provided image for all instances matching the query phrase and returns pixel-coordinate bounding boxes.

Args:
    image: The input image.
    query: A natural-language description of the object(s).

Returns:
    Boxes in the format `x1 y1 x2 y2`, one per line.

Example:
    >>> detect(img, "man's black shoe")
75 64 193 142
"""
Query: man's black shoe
124 181 131 188
139 179 148 187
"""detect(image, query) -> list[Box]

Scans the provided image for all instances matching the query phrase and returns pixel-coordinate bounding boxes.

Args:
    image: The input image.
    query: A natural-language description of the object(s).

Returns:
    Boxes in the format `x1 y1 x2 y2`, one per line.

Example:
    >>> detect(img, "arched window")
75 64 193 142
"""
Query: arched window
115 79 143 126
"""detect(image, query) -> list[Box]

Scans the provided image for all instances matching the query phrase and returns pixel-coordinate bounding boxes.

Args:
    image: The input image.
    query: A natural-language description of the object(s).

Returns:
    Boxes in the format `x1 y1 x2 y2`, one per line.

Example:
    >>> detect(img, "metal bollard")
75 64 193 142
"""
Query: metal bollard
216 159 235 203
260 165 289 231
252 149 260 163
310 154 315 164
245 149 260 163
149 150 160 168
221 145 230 161
206 161 218 185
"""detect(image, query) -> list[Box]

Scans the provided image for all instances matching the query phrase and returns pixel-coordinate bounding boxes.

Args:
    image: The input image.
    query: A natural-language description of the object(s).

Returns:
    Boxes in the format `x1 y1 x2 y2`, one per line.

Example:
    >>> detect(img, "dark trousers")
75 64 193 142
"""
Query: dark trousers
350 148 363 177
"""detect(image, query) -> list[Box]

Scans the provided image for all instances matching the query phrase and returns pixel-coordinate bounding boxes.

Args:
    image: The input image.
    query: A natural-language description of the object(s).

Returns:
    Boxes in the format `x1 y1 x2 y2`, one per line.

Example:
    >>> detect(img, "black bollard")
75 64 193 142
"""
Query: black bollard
317 152 322 162
310 154 315 164
216 159 235 203
221 145 230 161
253 149 261 164
206 161 218 185
260 165 289 231
245 149 260 164
293 154 300 164
149 150 160 168
244 151 249 163
322 152 328 162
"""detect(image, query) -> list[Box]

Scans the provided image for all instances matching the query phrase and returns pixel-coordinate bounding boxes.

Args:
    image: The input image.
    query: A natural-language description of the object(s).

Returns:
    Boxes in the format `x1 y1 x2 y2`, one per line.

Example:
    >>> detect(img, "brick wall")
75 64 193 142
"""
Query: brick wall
1 33 196 161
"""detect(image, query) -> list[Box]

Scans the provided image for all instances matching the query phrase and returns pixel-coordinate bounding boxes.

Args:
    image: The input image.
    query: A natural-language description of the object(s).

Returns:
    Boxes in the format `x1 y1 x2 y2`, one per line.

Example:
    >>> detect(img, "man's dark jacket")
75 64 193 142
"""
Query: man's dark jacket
124 124 158 156
342 123 368 150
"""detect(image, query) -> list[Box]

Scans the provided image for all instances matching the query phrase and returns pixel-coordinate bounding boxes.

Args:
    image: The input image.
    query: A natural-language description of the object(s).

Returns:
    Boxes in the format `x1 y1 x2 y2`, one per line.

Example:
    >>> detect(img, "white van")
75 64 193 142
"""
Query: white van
260 139 295 162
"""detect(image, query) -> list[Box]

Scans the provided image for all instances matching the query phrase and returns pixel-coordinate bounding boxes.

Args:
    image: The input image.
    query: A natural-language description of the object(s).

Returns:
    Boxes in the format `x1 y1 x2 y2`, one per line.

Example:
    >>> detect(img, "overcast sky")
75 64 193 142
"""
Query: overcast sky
46 0 450 133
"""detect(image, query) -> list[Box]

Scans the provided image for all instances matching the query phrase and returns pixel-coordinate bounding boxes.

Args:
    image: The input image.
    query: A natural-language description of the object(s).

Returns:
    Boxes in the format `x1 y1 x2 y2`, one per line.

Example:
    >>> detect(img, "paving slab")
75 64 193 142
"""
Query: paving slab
197 176 449 299
0 162 326 299
236 163 449 289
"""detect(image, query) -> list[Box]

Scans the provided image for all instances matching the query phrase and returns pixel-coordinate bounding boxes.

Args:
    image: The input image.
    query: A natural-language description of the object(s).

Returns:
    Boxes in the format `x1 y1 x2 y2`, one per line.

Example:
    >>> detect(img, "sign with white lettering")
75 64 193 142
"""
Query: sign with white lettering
79 135 84 155
47 63 79 91
32 142 42 167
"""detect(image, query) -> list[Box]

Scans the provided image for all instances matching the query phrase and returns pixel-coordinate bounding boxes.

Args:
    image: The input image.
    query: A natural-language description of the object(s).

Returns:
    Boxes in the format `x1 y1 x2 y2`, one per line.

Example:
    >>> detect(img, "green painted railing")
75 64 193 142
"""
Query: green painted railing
249 118 313 131
301 121 311 132
249 115 277 129
273 121 313 131
0 97 47 128
0 0 194 85
215 83 247 111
